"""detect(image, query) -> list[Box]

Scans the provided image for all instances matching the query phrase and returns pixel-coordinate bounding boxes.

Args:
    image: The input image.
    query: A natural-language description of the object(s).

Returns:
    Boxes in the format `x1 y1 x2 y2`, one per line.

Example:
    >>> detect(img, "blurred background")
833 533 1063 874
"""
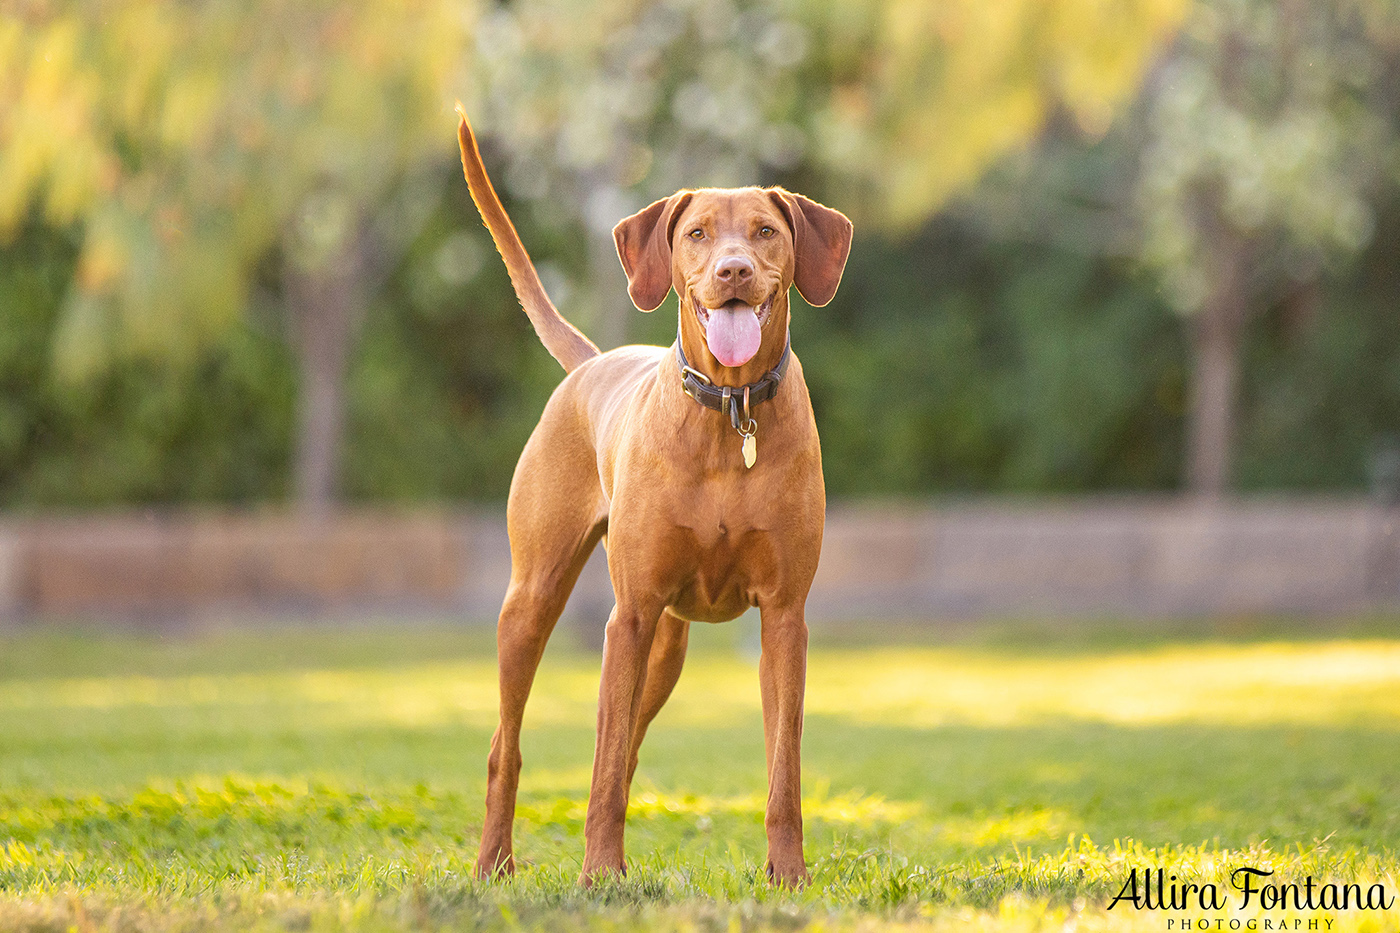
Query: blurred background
3 0 1400 624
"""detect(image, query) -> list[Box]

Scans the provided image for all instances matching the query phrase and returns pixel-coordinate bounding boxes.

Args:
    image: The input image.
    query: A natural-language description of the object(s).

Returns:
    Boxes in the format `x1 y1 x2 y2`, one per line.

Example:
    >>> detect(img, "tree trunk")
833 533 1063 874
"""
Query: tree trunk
1185 314 1242 497
1184 239 1248 498
288 237 366 516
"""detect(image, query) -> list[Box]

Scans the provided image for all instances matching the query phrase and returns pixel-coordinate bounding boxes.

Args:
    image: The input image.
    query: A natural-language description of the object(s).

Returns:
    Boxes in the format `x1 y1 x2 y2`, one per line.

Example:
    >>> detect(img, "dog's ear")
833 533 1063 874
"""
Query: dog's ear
613 192 693 312
768 189 853 308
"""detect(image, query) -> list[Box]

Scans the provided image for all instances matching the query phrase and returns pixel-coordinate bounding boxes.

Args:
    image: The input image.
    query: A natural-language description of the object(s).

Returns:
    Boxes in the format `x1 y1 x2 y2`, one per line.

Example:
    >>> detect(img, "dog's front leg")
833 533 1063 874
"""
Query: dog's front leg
759 603 810 886
580 600 661 884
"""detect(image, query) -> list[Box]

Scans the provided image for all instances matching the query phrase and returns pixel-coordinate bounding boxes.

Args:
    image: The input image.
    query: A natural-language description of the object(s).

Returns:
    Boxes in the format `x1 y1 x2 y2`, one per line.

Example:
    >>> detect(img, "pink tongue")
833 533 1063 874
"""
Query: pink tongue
705 305 762 367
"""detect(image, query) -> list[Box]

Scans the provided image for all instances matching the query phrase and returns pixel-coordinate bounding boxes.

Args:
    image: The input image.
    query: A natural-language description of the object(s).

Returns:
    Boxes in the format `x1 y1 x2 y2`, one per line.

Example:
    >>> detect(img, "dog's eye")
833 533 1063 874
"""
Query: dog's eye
758 226 775 238
688 229 705 240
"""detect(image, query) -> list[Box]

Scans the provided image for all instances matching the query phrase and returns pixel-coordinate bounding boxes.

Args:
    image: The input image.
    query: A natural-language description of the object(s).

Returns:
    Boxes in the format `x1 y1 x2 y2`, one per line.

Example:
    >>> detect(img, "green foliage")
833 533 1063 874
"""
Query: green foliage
0 0 473 375
799 223 1186 496
1235 191 1400 491
0 223 295 506
797 0 1191 230
0 621 1398 930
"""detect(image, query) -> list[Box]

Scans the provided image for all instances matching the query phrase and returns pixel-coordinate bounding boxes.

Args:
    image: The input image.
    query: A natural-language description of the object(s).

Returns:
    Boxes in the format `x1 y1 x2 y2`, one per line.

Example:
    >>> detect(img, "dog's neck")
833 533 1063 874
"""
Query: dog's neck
675 290 792 387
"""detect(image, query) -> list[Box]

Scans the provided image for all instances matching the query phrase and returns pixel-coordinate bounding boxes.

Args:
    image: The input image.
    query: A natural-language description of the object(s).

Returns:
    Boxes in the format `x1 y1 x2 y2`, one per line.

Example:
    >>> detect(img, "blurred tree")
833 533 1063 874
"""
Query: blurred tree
0 0 473 512
1133 0 1400 495
463 0 819 348
799 0 1191 230
25 0 1400 509
461 0 1190 346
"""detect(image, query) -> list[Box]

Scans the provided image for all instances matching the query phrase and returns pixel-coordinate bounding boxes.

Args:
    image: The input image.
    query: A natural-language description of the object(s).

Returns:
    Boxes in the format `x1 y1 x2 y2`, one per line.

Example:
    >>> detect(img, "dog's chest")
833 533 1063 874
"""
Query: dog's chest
651 513 778 622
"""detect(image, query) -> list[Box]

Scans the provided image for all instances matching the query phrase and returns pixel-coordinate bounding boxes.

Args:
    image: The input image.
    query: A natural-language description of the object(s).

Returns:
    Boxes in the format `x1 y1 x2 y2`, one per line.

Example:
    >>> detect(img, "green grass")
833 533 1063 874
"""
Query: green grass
1 618 1398 931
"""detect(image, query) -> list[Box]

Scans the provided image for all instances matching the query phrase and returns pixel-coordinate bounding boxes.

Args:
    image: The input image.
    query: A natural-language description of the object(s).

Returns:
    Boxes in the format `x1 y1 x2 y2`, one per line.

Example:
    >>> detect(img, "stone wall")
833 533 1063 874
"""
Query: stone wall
812 500 1400 619
0 500 1396 625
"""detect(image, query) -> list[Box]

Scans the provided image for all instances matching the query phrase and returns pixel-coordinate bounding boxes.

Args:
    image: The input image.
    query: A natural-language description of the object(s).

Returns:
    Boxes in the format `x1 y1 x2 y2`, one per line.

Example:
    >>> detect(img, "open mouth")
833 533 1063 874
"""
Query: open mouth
693 293 774 368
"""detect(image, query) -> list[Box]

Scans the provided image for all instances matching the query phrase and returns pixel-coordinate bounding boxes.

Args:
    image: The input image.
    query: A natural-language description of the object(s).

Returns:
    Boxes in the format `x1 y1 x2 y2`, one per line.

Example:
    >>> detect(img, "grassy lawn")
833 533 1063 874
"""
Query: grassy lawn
1 618 1398 931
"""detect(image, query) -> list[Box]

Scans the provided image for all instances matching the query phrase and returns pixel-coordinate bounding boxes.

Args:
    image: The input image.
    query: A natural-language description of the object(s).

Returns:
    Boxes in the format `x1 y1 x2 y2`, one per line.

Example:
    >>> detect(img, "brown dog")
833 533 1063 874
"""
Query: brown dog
456 106 852 886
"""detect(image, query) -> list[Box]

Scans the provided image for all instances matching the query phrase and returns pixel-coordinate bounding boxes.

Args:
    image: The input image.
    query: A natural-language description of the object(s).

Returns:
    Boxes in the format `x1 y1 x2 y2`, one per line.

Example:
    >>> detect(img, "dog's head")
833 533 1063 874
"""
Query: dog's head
614 187 852 372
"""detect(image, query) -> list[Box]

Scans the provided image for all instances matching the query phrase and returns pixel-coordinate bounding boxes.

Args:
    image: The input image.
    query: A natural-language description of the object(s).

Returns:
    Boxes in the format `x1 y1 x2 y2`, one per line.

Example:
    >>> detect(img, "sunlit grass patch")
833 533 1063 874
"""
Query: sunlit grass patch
1 835 1396 931
800 641 1400 727
0 621 1397 931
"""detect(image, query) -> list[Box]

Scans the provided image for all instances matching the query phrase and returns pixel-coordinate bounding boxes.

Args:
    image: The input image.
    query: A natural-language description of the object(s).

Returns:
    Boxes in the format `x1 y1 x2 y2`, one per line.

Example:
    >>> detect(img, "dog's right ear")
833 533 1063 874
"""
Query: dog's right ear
613 192 692 312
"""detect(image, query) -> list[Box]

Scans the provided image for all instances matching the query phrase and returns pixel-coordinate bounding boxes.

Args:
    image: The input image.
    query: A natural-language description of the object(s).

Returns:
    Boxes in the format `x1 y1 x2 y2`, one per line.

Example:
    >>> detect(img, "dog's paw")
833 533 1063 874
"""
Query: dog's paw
765 857 810 888
578 858 627 888
475 849 515 880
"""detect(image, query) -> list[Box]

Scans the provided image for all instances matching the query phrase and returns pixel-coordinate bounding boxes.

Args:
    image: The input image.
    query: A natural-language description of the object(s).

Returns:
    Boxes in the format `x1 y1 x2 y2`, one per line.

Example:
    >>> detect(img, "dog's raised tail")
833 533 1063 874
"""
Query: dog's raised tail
456 105 600 374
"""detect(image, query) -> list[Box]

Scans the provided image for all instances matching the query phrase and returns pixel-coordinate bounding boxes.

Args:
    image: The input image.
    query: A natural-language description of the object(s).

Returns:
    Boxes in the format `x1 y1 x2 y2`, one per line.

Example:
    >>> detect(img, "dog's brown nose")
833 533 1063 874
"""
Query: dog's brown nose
714 255 754 284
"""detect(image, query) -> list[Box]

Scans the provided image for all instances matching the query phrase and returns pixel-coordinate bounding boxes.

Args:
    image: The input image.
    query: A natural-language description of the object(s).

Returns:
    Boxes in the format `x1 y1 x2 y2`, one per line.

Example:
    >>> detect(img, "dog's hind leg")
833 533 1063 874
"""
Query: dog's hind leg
625 609 690 786
477 418 606 879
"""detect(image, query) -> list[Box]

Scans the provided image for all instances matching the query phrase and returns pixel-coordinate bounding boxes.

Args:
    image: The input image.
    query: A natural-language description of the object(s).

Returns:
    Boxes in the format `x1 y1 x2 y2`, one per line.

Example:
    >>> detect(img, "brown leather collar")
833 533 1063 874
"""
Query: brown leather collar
675 332 791 433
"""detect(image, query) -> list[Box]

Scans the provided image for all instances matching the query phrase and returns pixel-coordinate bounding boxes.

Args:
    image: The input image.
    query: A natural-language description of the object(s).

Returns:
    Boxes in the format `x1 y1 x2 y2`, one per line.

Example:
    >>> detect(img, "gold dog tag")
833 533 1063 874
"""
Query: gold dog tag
742 433 757 469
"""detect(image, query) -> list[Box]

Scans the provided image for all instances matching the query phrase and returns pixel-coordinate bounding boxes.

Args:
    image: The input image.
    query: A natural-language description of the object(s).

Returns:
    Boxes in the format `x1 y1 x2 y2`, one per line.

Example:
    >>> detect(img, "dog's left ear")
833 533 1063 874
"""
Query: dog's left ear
768 189 853 307
613 192 694 312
